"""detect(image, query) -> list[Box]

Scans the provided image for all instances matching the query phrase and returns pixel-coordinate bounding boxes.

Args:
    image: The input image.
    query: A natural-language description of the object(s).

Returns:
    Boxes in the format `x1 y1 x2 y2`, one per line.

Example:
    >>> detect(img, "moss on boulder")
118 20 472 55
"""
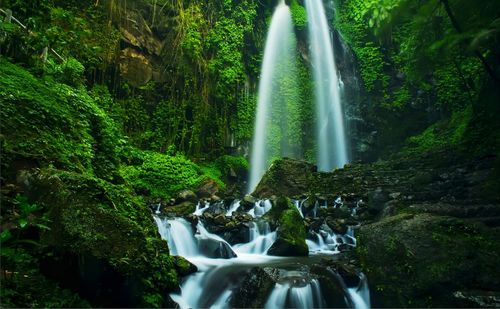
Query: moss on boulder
253 159 315 198
357 213 500 307
267 197 308 256
19 168 179 308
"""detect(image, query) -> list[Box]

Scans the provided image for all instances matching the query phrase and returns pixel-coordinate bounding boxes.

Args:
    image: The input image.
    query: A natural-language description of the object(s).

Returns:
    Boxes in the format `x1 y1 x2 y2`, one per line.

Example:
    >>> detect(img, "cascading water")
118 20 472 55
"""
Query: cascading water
305 0 348 171
153 198 370 309
265 278 323 309
248 1 298 193
233 220 276 254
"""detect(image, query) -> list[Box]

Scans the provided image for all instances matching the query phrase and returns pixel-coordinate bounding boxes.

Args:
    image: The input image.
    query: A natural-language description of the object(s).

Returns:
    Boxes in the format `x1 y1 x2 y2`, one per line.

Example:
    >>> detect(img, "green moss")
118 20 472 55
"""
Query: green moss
120 150 221 200
404 106 473 154
279 208 307 248
0 58 121 180
357 214 500 307
267 197 308 256
20 168 178 307
290 0 307 30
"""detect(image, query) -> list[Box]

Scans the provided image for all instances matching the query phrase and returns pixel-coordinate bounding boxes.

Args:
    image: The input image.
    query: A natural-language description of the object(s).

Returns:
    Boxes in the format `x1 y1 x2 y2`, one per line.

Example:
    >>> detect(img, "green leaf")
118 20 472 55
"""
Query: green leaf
0 230 13 243
19 218 28 228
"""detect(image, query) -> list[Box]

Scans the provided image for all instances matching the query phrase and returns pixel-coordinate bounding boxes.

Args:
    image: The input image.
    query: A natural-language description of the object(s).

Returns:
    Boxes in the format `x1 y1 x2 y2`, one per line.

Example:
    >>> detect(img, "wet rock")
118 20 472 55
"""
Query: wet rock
268 198 308 257
196 179 220 198
197 238 236 259
119 10 163 56
213 214 227 225
173 256 197 277
176 190 197 203
252 158 316 198
453 290 500 308
240 195 257 211
357 213 500 307
408 203 500 218
389 192 401 199
204 201 226 215
367 187 389 212
221 222 250 245
231 267 276 308
119 48 153 88
164 201 196 217
325 218 348 234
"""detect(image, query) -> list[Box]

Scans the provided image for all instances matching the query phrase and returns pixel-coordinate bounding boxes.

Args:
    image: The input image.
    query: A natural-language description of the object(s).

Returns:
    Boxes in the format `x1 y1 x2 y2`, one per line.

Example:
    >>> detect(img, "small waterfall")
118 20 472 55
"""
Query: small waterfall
305 0 348 171
265 279 323 309
347 273 371 309
248 199 272 217
265 283 289 309
333 271 371 309
153 217 198 257
233 221 276 254
307 226 357 254
154 199 369 309
248 1 298 193
194 201 210 216
225 200 241 216
293 200 305 218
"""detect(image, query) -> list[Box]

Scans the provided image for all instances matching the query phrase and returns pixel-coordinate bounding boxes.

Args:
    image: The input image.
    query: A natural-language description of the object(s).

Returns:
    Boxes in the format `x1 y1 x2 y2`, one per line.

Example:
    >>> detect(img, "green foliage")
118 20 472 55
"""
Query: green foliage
404 106 472 154
0 58 121 179
290 0 307 30
279 208 307 246
120 150 221 200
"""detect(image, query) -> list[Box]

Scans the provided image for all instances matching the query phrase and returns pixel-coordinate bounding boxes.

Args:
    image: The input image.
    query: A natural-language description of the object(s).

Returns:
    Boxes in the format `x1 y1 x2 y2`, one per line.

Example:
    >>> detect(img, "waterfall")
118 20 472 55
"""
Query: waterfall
153 217 198 257
225 200 241 216
194 201 210 216
264 279 323 309
305 0 348 171
154 199 370 309
248 199 272 217
233 221 277 254
248 1 298 193
347 273 371 309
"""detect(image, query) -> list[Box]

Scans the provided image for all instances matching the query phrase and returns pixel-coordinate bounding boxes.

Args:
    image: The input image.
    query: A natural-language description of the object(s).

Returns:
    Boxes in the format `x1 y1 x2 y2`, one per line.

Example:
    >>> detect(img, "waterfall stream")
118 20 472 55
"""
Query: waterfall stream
153 199 371 309
248 1 298 193
305 0 349 171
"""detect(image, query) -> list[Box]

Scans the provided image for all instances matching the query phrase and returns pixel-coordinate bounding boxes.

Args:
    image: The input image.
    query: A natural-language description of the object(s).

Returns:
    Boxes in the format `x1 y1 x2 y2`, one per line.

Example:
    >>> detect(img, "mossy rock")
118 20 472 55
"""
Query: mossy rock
268 197 308 256
164 201 197 217
173 256 197 277
252 158 315 198
357 213 500 307
19 168 179 307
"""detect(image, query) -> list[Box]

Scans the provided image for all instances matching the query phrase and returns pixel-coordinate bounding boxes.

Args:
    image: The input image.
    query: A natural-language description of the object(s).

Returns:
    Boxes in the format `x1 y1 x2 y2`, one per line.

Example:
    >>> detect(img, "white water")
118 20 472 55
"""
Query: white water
225 200 241 216
265 278 323 309
347 274 371 309
248 199 272 218
153 217 198 257
154 199 369 309
307 229 356 254
248 1 297 193
233 221 276 254
305 0 348 171
194 201 210 216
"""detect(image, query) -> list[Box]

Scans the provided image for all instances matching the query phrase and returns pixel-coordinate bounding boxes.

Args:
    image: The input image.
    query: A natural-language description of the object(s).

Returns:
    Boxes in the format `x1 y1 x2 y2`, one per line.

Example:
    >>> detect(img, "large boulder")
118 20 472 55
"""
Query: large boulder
357 213 500 307
197 238 236 259
230 267 276 308
18 169 179 307
267 198 308 256
252 158 316 198
119 10 163 56
119 48 153 87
